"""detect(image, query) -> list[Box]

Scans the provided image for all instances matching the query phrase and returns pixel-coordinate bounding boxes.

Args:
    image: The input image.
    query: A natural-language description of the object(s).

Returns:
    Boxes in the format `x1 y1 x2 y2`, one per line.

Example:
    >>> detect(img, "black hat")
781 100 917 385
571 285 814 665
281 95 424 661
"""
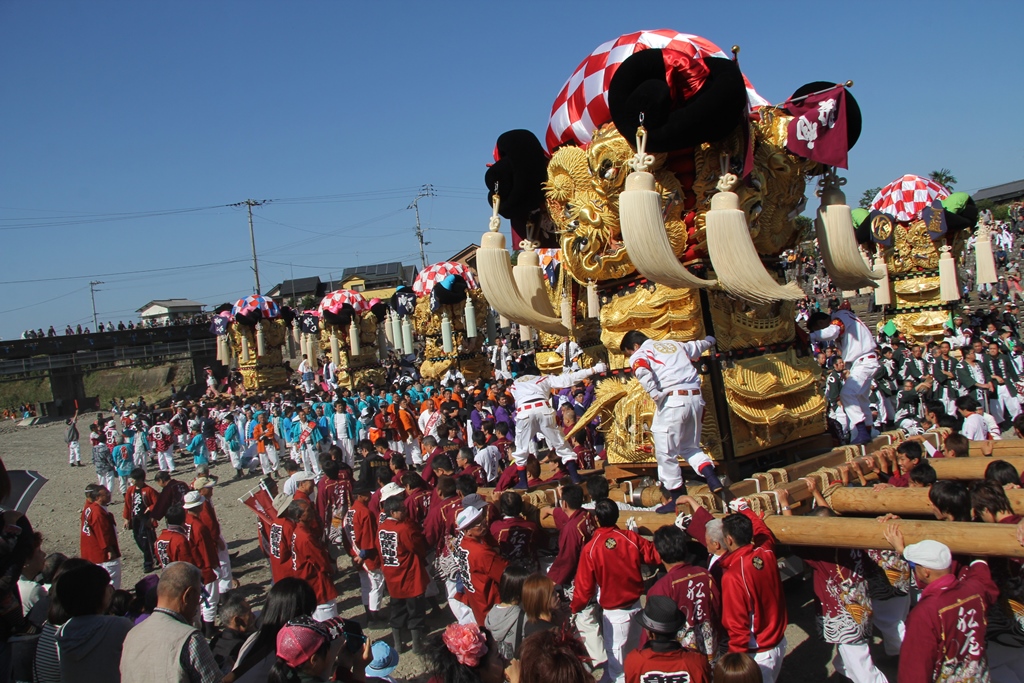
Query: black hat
608 51 747 153
352 481 372 496
639 595 686 635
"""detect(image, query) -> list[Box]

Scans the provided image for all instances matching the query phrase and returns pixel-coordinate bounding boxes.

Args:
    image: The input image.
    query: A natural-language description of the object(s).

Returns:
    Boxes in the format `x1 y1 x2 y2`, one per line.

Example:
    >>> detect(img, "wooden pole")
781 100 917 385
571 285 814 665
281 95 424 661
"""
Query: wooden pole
970 441 1024 457
830 486 1024 516
537 510 1024 557
930 457 1024 480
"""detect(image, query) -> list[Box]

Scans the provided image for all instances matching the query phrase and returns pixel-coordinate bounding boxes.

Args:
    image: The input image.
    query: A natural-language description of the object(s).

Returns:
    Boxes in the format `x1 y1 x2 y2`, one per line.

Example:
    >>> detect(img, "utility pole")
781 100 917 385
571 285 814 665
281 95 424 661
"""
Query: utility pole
230 198 271 294
408 184 435 269
89 281 103 331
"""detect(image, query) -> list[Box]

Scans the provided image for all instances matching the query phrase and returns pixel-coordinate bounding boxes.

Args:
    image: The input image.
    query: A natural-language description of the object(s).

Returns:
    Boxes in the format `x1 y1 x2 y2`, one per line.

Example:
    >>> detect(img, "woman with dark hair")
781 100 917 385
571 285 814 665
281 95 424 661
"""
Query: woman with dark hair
428 623 505 683
520 575 561 641
713 652 762 683
266 616 347 683
232 577 318 683
485 565 530 661
32 557 91 683
512 629 591 683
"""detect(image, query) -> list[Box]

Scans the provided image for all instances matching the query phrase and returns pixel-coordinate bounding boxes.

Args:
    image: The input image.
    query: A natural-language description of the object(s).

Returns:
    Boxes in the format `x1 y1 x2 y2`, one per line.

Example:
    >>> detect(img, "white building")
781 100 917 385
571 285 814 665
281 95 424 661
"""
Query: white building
137 299 205 325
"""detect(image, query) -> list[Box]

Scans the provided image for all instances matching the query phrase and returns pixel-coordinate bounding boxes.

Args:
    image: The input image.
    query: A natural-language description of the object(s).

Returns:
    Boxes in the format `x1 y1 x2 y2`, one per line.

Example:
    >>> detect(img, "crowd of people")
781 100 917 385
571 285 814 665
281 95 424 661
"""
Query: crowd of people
17 314 213 341
0 334 1007 683
1 210 1023 683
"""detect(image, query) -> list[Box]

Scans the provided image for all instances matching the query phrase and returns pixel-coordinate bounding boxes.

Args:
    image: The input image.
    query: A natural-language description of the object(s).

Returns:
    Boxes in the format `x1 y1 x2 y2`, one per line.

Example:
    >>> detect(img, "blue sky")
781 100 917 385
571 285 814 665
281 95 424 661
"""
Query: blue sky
2 1 1021 339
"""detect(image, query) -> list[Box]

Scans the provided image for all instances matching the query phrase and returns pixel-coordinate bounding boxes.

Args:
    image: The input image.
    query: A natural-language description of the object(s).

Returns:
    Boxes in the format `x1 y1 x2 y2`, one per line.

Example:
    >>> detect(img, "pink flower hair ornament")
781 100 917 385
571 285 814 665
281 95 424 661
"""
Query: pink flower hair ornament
442 623 488 667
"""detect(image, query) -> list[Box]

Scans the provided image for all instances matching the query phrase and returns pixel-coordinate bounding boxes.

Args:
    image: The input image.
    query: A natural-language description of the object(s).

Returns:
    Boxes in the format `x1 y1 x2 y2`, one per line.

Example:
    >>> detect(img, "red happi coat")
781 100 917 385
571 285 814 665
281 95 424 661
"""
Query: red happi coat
347 499 381 571
291 522 338 604
154 526 196 569
455 535 508 625
377 517 429 599
80 501 119 564
268 516 295 583
184 512 220 584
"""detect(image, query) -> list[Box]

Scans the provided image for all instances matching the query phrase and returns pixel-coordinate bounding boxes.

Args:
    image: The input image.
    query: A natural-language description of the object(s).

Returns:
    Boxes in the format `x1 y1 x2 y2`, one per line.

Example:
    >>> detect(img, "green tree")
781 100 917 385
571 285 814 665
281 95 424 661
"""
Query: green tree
795 215 814 241
929 168 957 190
299 294 316 311
859 187 882 210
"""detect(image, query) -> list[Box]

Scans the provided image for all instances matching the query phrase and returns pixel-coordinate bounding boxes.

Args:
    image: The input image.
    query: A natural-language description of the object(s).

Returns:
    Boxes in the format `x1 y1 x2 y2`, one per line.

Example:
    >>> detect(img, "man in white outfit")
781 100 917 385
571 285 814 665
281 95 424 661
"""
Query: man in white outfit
808 309 879 445
620 331 726 511
508 362 607 488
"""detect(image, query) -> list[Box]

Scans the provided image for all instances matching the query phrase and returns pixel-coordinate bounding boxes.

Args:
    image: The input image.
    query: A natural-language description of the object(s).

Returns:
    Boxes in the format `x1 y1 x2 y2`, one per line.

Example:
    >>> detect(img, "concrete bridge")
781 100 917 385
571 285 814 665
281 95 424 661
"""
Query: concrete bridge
0 325 218 415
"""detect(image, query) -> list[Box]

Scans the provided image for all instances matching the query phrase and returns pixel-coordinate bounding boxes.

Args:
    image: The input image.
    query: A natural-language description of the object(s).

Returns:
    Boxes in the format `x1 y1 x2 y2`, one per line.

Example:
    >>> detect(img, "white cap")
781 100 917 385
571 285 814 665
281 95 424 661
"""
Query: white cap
183 491 206 509
379 483 405 502
456 506 484 531
904 540 952 570
292 472 315 483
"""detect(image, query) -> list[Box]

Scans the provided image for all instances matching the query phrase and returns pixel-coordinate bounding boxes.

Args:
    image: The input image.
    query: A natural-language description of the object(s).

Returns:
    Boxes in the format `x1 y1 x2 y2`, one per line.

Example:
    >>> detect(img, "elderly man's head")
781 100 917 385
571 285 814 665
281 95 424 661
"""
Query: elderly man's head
157 562 203 622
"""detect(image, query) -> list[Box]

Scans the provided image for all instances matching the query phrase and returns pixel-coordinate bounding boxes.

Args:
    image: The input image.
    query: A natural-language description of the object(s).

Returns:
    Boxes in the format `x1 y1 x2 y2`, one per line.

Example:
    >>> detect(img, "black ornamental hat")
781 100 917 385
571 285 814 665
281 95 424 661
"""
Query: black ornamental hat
608 50 748 153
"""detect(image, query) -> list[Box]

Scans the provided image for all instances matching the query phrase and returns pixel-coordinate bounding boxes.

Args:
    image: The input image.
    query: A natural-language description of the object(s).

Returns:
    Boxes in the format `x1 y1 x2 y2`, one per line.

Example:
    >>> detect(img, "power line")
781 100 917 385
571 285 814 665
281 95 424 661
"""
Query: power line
0 285 90 315
0 258 250 285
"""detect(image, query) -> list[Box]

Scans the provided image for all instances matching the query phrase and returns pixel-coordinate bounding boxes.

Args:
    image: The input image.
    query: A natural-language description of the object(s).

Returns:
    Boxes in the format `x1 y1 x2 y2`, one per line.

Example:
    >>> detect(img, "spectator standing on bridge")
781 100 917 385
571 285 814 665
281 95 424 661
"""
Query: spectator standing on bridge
65 409 82 467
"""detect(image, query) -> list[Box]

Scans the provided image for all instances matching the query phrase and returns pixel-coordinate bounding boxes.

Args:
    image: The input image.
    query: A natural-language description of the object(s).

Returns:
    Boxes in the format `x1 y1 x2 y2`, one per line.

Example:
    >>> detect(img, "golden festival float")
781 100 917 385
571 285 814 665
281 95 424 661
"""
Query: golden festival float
477 30 870 479
410 261 492 383
474 32 1023 578
310 289 388 389
220 294 289 390
853 176 986 342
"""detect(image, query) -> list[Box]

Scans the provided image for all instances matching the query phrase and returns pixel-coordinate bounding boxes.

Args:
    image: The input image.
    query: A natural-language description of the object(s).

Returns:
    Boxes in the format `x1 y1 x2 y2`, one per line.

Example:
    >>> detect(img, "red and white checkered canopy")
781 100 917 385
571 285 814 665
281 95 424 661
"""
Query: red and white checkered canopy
231 294 280 319
545 30 770 152
412 262 478 297
871 175 951 223
318 289 368 316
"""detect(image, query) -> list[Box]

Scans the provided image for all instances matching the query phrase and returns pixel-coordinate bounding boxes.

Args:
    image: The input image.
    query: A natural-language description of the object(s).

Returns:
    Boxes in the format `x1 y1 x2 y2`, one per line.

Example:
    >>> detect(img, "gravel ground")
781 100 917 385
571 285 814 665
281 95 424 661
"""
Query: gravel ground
0 419 899 682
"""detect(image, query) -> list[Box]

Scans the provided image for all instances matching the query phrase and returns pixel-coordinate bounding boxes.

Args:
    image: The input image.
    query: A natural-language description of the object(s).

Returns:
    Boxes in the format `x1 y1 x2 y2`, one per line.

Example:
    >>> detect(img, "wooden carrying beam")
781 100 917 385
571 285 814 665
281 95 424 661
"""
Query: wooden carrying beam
830 486 1024 516
538 510 1024 557
930 457 1024 480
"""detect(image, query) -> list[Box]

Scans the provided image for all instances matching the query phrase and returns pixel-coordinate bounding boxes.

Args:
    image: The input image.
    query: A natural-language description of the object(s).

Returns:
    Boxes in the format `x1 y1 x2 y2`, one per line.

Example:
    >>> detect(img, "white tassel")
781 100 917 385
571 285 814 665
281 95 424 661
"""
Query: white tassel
512 249 560 319
402 317 414 355
476 197 569 335
618 129 716 291
816 180 881 291
975 224 998 285
873 246 892 307
240 333 250 363
561 298 572 330
256 324 266 357
441 313 453 354
705 173 805 305
938 245 960 302
465 298 477 339
499 314 510 330
330 332 341 367
291 324 300 344
349 319 360 355
587 283 600 319
520 324 532 345
383 312 394 345
215 336 224 364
